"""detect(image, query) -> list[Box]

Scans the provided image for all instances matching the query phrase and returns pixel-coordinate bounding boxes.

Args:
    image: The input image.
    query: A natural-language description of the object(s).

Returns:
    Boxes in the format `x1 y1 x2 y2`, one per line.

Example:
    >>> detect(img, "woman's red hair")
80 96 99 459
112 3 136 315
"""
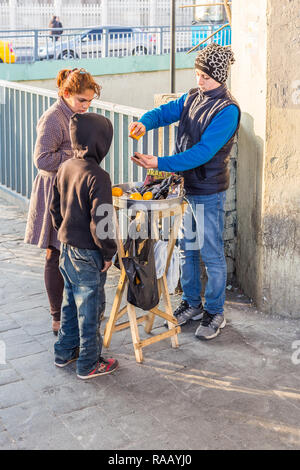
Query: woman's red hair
56 68 101 98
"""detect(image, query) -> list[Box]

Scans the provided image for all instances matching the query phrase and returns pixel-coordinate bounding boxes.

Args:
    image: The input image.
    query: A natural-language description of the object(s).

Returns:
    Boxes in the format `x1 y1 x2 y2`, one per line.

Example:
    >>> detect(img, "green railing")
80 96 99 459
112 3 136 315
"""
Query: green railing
0 80 175 200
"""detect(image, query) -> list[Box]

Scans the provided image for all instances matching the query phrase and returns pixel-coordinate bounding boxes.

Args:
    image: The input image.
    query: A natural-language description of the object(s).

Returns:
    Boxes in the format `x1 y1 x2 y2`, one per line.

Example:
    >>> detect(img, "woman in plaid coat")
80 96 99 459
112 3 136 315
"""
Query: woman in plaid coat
24 68 101 334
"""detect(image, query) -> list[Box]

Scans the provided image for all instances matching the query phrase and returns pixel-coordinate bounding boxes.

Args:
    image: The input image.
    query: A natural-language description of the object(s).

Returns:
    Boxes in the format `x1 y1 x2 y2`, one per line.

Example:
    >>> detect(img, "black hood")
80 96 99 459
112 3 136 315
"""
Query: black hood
69 112 113 164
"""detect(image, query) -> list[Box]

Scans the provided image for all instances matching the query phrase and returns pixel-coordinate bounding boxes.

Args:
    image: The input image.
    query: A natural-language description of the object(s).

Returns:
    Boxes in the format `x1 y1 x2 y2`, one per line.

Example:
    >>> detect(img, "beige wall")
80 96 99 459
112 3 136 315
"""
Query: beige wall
22 68 196 110
232 0 300 317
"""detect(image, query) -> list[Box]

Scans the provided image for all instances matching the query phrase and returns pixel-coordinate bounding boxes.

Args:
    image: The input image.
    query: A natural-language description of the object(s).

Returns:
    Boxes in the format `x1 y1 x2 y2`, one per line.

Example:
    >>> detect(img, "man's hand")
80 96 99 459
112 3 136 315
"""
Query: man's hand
129 122 146 138
131 152 158 169
101 260 112 273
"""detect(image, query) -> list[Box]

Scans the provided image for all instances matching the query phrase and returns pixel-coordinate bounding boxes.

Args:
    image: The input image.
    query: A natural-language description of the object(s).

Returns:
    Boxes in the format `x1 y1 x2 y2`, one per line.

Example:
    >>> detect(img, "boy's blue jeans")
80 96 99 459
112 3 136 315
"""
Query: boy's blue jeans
179 191 227 315
54 243 106 376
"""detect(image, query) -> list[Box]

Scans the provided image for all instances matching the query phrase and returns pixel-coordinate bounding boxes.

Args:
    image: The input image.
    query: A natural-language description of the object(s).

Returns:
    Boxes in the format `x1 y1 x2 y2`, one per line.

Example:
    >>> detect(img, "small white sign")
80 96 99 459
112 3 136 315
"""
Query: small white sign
0 340 6 364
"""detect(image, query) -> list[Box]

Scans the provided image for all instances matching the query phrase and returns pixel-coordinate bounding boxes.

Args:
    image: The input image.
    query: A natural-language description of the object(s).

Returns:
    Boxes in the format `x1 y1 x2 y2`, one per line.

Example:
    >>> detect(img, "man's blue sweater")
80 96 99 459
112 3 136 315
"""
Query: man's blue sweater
139 92 239 173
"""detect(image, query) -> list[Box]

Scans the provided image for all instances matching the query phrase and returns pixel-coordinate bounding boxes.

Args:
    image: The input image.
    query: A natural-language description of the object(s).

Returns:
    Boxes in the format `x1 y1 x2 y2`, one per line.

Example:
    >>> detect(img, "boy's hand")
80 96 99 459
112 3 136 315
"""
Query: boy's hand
129 122 146 138
101 260 112 272
131 152 158 169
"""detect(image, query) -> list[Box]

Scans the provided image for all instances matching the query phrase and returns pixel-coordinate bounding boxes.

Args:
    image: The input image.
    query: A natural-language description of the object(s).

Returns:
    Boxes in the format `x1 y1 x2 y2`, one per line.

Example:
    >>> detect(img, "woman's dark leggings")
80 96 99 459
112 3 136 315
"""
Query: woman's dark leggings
44 246 64 322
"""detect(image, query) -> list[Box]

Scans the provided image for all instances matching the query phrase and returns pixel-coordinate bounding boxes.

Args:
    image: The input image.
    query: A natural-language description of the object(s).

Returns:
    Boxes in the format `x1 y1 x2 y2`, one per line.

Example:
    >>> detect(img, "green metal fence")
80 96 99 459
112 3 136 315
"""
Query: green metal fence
0 80 172 200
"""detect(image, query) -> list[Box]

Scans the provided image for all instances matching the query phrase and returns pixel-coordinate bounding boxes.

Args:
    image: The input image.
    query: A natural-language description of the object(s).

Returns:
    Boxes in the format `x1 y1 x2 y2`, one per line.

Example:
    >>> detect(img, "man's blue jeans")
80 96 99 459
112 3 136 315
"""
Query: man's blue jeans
179 191 227 314
54 243 106 376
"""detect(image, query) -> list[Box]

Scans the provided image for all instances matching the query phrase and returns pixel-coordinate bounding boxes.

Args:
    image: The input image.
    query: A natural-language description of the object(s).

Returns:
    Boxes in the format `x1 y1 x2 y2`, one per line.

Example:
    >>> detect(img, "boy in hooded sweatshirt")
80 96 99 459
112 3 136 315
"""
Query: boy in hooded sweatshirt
50 112 119 379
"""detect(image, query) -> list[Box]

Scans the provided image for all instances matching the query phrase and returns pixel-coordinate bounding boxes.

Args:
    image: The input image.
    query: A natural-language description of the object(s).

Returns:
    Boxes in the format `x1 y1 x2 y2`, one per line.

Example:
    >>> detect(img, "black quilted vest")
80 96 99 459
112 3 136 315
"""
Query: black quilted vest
175 84 240 195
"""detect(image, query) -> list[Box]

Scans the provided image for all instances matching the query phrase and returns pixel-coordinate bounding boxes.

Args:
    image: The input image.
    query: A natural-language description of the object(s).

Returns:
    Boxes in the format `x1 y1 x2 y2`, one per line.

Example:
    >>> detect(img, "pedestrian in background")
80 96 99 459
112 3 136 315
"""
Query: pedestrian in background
49 15 63 41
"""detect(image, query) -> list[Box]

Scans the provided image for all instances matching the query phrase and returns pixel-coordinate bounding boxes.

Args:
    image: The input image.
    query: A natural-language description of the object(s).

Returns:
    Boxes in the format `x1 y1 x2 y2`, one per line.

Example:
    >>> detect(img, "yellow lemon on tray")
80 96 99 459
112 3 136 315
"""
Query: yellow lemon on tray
112 187 123 197
129 193 143 200
143 191 153 200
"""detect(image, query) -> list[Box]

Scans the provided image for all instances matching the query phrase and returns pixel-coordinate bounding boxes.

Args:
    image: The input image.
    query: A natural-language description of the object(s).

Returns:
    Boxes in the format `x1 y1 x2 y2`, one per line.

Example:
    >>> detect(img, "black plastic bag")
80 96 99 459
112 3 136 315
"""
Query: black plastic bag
122 237 159 311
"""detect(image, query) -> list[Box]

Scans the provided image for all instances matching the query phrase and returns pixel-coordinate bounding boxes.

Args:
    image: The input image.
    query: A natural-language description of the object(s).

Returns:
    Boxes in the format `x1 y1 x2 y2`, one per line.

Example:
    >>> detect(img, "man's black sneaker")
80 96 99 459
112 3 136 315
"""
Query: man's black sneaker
173 300 190 317
164 300 189 327
54 347 79 368
176 303 204 326
195 311 226 340
164 300 203 327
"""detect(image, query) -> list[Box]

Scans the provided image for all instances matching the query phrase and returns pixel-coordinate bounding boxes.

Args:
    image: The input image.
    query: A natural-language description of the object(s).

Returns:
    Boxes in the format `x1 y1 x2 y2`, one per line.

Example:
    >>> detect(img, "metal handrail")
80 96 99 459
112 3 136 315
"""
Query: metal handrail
0 23 231 63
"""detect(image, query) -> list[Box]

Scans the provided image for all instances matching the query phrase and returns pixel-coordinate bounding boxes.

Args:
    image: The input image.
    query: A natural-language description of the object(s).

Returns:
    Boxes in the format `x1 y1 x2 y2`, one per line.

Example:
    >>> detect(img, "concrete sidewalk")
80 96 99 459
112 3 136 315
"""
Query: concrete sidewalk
0 196 299 450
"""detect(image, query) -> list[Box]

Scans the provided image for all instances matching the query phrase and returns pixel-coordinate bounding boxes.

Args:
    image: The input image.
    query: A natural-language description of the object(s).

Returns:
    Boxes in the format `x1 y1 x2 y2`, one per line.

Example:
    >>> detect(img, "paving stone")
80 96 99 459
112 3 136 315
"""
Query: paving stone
9 351 76 391
9 307 49 324
60 406 131 450
41 379 115 417
159 414 237 450
35 331 58 352
0 313 10 322
13 422 83 450
0 398 83 450
0 380 39 409
0 368 22 386
0 399 54 434
111 407 168 439
0 431 19 449
0 252 15 261
12 314 52 337
5 339 46 361
119 433 192 451
0 319 21 333
1 296 48 316
87 384 152 420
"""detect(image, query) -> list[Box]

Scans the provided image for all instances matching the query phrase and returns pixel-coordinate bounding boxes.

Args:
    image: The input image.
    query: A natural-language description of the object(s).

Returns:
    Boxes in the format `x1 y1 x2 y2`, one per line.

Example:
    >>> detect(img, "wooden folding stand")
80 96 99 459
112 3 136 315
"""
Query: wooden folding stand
103 201 186 363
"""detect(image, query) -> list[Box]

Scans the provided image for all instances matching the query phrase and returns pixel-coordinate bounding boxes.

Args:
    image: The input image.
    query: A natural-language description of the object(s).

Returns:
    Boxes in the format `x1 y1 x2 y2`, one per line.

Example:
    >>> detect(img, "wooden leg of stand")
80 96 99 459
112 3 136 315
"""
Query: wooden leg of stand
144 273 163 334
103 270 127 348
144 311 155 334
127 302 143 363
161 274 179 348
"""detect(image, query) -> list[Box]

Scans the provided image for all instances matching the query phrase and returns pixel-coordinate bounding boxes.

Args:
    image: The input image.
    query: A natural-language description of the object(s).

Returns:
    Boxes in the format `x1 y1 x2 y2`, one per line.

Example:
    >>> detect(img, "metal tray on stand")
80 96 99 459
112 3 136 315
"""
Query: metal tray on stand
112 182 185 211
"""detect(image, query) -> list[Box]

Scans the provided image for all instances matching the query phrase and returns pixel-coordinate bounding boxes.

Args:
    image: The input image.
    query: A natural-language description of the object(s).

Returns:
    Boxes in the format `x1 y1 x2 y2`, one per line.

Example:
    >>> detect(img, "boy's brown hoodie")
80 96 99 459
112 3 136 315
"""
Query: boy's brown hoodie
50 112 117 261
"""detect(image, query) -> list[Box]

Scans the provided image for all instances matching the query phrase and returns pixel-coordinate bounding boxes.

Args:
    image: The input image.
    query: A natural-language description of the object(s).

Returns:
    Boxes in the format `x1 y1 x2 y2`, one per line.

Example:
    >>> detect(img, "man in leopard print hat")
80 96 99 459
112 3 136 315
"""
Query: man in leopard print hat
195 43 235 83
130 41 240 343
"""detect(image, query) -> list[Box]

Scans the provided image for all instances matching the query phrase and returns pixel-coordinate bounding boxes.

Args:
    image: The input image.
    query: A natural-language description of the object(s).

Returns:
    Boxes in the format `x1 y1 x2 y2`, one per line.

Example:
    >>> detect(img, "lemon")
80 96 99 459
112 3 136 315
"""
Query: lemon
143 191 153 200
112 187 123 197
129 193 143 200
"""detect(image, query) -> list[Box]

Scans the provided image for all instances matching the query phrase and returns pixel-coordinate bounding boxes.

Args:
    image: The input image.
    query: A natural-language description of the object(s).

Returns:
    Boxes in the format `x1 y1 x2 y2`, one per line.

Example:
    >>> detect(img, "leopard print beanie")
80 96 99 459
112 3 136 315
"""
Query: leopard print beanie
195 43 235 83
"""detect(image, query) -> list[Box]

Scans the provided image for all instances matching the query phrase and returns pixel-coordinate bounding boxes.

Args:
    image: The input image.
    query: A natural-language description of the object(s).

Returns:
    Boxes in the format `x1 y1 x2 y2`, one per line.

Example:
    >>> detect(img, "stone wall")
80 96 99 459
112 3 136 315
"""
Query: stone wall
231 0 300 317
224 139 238 283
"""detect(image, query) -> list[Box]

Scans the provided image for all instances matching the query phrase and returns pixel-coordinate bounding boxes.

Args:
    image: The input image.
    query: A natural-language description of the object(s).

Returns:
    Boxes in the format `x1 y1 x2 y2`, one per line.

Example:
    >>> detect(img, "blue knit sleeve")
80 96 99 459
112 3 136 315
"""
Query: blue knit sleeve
138 93 188 131
157 105 239 172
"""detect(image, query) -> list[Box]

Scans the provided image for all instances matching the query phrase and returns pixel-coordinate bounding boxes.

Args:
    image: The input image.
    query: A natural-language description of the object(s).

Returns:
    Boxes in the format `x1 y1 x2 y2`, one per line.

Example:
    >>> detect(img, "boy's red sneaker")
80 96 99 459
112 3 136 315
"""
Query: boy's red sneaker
77 357 119 380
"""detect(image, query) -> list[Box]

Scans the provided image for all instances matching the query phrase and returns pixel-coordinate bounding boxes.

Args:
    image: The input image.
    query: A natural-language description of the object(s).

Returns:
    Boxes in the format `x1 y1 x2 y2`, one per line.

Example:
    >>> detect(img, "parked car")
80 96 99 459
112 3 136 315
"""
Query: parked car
38 26 151 60
0 40 16 63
